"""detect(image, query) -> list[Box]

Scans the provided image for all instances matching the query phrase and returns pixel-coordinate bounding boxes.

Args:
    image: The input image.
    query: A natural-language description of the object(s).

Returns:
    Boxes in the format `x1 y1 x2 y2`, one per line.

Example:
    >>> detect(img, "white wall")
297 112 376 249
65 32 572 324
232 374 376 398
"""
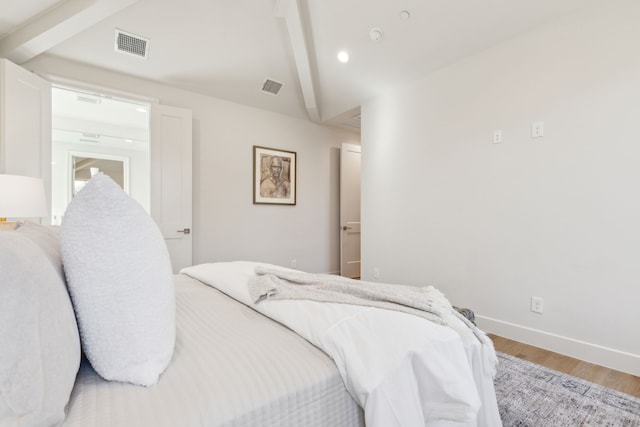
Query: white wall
26 55 360 273
361 1 640 375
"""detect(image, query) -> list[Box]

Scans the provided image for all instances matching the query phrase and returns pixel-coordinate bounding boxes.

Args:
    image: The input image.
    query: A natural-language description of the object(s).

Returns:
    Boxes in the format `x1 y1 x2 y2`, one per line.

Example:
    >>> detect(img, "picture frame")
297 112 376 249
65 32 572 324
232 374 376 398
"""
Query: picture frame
253 145 297 205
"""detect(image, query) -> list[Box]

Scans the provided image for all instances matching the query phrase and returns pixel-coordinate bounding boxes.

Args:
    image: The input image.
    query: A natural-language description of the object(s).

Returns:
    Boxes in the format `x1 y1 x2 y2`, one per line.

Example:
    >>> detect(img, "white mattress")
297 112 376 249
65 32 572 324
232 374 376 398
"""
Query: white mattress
63 274 364 427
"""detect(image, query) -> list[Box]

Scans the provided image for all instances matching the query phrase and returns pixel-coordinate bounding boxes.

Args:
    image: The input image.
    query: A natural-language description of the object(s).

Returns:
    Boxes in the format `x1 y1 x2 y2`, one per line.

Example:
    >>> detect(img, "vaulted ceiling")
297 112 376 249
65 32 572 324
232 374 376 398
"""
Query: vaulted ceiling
0 0 593 130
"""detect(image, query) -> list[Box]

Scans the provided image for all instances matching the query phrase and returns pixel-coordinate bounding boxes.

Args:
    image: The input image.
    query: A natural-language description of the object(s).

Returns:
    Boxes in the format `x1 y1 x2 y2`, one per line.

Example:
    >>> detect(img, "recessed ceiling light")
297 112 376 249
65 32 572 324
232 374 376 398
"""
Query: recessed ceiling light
337 50 350 63
369 28 384 42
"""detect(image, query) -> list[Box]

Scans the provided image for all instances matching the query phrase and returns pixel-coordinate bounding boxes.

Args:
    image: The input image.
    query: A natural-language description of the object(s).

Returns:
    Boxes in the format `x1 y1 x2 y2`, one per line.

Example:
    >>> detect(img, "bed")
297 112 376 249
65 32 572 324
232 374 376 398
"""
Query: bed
1 224 500 427
1 174 501 427
63 263 501 427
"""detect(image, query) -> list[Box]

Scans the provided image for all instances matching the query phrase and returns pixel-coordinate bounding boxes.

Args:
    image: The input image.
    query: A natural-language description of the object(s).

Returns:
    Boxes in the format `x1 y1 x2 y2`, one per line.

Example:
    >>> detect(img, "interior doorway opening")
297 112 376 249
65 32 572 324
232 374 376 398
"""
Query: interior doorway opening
51 86 150 224
340 143 361 278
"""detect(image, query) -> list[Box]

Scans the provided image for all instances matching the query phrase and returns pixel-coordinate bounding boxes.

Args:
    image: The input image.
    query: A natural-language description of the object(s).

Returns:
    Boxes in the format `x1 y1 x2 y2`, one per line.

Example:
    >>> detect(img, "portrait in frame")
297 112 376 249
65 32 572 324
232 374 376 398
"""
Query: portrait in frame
253 145 297 205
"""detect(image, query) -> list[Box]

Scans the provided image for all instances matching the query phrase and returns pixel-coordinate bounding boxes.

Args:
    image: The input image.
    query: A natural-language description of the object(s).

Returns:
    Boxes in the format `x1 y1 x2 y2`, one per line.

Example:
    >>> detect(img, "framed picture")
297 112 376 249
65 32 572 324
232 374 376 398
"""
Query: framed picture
253 145 297 205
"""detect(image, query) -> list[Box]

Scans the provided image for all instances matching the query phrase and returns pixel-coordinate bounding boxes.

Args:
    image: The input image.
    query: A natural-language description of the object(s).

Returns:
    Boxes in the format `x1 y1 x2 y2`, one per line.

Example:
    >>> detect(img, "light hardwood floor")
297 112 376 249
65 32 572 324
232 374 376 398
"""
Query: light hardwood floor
489 334 640 398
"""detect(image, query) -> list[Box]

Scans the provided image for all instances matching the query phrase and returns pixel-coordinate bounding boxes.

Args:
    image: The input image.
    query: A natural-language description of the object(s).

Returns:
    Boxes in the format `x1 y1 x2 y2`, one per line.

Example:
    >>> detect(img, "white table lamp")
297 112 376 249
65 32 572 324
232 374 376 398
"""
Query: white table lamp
0 174 48 230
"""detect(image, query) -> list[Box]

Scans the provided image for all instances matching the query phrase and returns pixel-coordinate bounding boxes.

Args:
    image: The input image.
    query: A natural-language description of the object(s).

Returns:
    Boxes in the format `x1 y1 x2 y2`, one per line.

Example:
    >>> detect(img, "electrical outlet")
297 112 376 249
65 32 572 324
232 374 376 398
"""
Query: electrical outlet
291 259 297 269
531 296 544 314
373 267 380 280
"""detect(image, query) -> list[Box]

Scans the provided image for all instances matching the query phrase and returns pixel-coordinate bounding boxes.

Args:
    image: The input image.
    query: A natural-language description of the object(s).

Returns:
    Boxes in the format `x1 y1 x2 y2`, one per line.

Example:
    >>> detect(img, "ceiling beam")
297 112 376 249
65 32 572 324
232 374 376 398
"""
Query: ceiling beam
274 0 320 123
0 0 139 64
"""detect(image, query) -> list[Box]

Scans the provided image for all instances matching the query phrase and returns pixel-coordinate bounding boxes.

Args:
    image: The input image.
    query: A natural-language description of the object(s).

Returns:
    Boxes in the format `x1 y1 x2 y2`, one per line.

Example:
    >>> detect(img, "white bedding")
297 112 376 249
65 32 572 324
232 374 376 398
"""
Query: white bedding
63 274 363 427
181 261 502 427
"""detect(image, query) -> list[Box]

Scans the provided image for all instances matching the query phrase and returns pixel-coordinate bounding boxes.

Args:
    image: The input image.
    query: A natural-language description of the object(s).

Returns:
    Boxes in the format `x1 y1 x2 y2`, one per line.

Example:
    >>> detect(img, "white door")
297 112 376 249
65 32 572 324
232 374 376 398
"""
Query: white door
0 58 52 221
150 104 193 273
340 143 361 278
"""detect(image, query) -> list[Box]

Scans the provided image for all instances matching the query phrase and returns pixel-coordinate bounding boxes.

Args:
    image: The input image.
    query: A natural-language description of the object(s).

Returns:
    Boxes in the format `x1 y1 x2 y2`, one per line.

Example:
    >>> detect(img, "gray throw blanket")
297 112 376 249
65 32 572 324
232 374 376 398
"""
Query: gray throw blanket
248 266 497 376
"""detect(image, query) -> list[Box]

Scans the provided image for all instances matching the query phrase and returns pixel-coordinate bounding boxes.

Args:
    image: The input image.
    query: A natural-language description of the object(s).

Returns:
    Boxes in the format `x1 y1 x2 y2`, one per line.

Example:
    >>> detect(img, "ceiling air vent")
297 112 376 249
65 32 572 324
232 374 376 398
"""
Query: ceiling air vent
80 133 100 143
114 29 149 59
261 79 283 96
76 94 101 105
341 114 361 131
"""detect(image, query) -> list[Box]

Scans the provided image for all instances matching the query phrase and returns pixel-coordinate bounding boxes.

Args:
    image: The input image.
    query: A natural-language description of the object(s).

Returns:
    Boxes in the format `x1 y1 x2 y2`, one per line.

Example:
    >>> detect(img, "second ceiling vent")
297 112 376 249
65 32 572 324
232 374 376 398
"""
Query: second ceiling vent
261 79 284 96
114 29 149 59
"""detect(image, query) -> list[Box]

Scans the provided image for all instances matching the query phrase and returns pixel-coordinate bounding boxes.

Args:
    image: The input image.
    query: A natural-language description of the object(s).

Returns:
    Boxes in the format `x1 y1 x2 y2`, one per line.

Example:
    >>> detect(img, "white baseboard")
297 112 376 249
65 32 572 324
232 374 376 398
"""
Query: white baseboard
477 315 640 377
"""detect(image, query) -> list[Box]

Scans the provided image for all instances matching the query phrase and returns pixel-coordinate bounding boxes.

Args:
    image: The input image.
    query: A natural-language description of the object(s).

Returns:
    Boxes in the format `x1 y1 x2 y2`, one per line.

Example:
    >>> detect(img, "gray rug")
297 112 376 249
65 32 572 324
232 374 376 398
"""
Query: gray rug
495 352 640 426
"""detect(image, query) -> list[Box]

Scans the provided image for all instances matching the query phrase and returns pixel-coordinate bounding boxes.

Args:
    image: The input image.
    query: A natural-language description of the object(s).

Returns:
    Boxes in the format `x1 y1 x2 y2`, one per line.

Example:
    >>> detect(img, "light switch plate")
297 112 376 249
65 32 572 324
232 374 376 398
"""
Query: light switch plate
531 121 544 138
493 130 503 144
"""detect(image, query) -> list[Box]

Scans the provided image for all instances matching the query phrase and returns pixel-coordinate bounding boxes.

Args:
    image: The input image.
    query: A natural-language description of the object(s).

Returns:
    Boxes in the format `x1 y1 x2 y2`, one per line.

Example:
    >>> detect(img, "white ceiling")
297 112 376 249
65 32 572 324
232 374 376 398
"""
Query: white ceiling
0 0 61 38
0 0 594 129
51 86 150 148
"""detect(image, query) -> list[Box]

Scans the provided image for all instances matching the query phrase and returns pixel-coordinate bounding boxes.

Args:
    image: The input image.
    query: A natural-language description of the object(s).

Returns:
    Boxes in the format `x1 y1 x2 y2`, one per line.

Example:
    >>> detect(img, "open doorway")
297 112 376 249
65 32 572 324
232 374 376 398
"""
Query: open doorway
340 143 361 278
51 86 150 224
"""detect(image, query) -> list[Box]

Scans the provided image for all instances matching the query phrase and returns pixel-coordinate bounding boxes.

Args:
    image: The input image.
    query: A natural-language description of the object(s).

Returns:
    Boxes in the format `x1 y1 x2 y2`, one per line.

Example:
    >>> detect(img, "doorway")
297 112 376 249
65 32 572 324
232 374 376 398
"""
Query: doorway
1 59 193 272
50 86 150 224
340 143 361 278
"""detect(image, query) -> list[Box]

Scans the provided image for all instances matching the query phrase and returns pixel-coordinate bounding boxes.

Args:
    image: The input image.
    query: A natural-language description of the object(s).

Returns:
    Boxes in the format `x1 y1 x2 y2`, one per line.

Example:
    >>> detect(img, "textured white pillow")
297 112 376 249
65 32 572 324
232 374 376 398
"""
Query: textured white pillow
0 229 80 427
61 174 175 386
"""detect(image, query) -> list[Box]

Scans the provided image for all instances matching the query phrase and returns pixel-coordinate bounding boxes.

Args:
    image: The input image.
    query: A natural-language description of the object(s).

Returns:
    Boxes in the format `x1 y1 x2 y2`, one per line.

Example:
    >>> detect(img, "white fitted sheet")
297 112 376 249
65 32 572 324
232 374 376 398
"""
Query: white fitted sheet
63 274 364 427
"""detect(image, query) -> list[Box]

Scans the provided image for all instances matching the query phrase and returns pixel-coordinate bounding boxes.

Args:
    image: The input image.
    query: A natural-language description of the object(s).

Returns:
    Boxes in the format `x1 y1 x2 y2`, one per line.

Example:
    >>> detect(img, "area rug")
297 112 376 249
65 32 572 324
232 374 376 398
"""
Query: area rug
495 352 640 426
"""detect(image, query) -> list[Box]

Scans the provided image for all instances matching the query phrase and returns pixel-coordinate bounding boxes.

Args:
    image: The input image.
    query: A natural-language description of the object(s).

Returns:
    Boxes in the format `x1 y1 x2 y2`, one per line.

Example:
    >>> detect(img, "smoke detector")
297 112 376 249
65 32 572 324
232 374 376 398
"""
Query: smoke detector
261 78 284 96
114 29 149 59
369 28 384 42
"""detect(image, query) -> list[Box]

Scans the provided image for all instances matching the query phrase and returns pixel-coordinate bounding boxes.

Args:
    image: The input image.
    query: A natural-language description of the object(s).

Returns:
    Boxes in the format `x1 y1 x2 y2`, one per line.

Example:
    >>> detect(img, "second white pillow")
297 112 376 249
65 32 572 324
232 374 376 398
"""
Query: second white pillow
61 174 175 386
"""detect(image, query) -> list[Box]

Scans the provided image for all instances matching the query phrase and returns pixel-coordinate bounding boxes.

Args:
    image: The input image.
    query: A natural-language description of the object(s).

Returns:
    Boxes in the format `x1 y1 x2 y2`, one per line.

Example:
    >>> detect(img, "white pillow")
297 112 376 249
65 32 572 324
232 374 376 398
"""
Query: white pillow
16 222 65 280
61 174 175 386
0 230 80 427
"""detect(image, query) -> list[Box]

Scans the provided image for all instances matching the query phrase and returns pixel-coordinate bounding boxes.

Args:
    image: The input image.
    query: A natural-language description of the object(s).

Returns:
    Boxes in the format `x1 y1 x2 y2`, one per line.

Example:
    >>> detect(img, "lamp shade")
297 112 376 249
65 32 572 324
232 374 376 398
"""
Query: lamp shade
0 174 48 219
